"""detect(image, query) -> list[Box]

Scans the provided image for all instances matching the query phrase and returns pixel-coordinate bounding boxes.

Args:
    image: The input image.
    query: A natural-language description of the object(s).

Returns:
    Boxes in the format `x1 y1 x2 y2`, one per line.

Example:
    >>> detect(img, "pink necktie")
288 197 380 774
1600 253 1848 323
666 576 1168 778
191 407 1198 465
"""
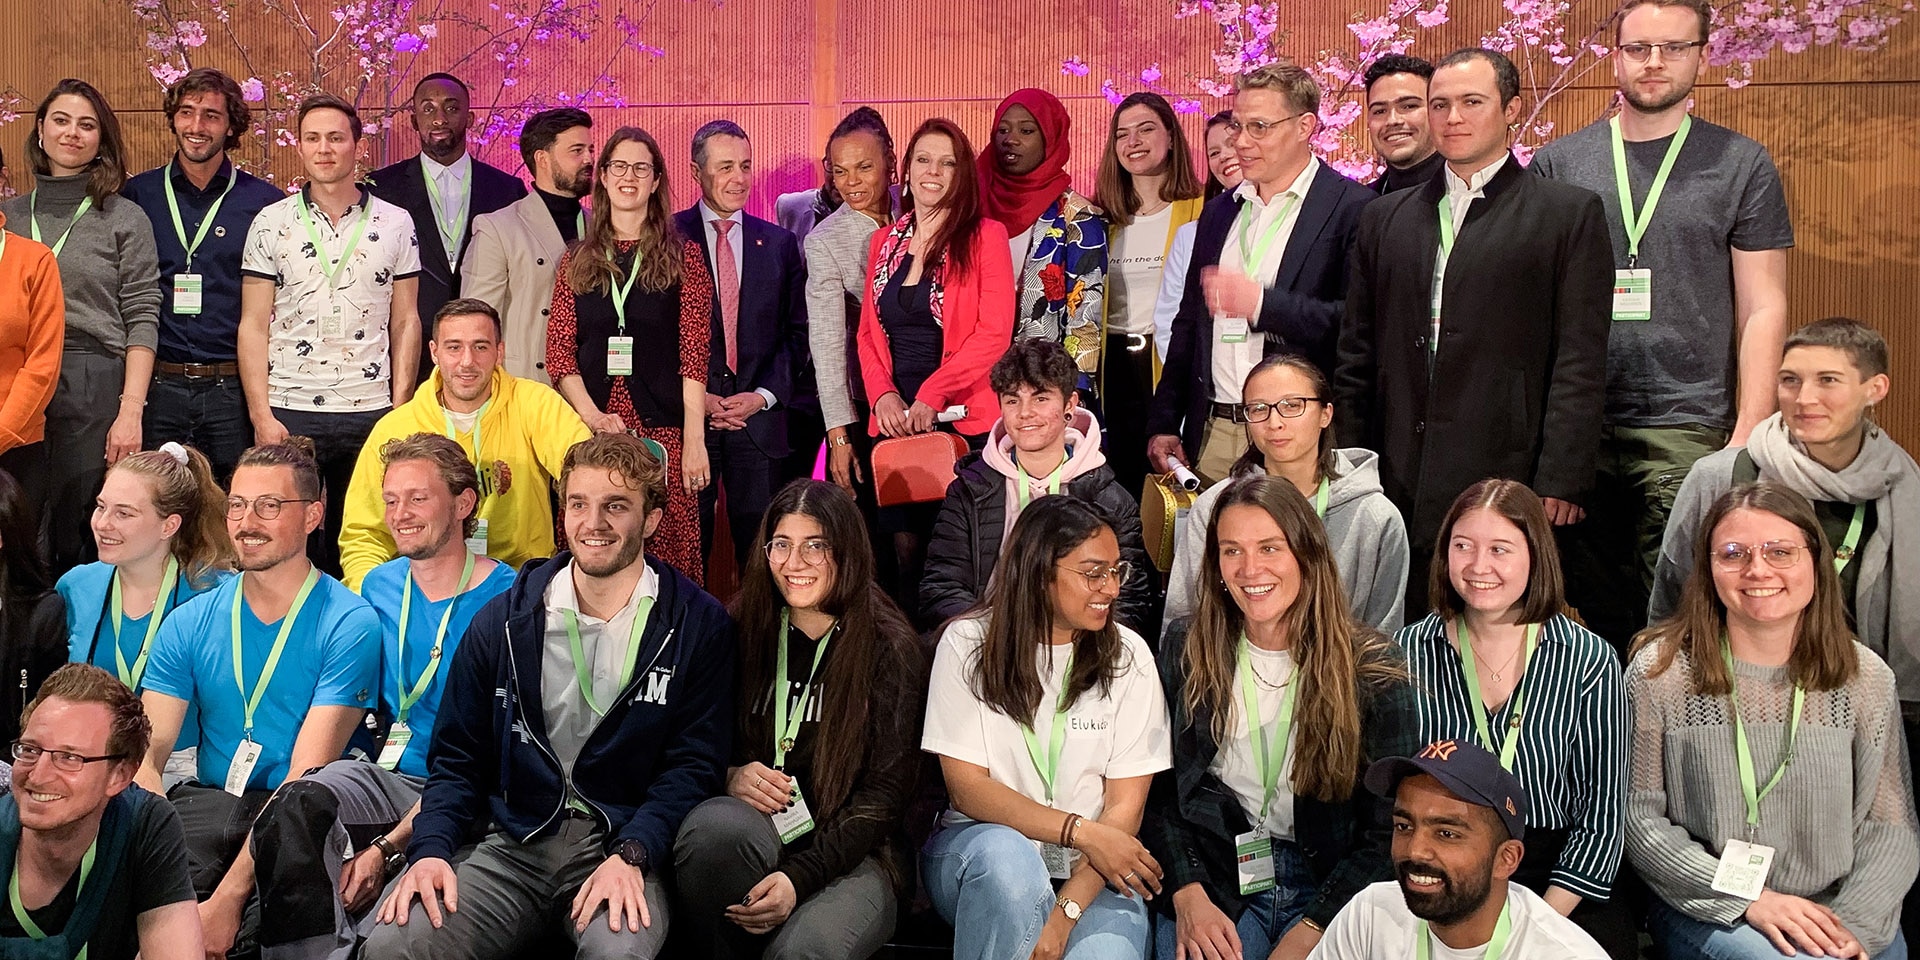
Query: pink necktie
712 218 740 372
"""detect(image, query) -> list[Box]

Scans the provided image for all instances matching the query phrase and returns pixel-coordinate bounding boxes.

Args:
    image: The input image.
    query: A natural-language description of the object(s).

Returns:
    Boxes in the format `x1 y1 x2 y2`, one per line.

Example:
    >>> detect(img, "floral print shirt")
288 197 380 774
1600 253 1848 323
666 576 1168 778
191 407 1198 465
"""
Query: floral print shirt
1012 189 1107 374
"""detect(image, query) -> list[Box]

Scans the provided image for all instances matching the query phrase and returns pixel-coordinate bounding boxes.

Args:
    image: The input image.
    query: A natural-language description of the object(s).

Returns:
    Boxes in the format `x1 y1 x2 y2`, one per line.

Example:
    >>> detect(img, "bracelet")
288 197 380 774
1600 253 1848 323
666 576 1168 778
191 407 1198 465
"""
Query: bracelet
830 435 852 447
1065 814 1084 849
1299 917 1324 932
119 394 147 407
1059 813 1080 849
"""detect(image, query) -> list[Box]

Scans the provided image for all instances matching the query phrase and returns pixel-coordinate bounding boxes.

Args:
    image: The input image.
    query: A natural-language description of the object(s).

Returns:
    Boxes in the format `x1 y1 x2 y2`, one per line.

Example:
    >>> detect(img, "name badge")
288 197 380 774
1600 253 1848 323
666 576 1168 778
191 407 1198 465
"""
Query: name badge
607 336 636 376
770 778 816 844
1217 317 1250 345
1235 829 1276 895
1041 841 1076 880
1711 838 1774 899
319 303 347 341
173 274 204 315
377 721 412 771
225 738 264 796
465 518 489 558
1612 268 1653 321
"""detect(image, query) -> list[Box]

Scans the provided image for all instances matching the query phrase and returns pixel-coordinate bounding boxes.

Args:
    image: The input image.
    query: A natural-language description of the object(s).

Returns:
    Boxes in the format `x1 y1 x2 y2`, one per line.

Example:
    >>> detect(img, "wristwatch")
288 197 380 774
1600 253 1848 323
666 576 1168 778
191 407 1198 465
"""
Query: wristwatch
369 835 406 877
1056 896 1083 922
616 838 650 871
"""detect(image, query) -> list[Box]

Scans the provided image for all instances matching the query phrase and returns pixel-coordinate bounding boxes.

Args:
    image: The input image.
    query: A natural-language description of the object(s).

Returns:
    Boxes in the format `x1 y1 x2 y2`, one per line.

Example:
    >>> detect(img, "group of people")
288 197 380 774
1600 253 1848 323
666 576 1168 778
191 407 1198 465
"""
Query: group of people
2 0 1919 959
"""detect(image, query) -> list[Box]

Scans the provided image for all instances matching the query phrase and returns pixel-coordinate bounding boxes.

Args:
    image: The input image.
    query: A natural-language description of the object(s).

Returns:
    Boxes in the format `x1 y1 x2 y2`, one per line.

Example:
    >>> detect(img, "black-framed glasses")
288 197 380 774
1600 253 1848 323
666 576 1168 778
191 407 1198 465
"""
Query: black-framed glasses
225 496 319 521
602 160 656 179
1711 540 1810 571
1056 561 1132 590
1224 112 1310 140
11 740 126 773
765 538 832 566
1618 40 1707 61
1238 396 1325 423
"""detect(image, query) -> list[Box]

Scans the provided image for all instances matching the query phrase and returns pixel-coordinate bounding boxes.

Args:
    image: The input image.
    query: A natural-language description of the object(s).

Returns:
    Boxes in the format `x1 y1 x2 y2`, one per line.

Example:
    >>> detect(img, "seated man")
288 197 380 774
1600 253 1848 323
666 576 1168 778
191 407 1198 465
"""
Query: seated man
1 663 201 960
339 298 590 589
1307 740 1607 959
367 432 735 960
250 433 517 959
137 439 381 957
920 337 1156 633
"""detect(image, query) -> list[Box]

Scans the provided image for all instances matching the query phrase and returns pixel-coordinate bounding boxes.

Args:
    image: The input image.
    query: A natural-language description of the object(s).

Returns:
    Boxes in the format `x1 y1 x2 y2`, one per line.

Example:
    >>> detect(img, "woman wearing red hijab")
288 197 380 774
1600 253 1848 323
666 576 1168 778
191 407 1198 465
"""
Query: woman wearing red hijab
981 89 1109 408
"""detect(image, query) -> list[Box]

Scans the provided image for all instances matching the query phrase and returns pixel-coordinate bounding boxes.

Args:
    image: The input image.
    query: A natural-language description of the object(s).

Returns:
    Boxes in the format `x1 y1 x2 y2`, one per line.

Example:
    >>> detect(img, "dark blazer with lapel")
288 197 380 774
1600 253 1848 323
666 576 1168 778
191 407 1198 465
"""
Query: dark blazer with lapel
1332 155 1612 553
1146 163 1376 456
673 205 808 458
1140 619 1418 929
368 154 528 337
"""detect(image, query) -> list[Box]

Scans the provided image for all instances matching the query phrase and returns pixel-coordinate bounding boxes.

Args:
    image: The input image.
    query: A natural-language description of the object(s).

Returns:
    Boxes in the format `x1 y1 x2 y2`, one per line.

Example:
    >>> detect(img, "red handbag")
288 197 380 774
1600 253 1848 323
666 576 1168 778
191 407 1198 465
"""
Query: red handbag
871 432 969 506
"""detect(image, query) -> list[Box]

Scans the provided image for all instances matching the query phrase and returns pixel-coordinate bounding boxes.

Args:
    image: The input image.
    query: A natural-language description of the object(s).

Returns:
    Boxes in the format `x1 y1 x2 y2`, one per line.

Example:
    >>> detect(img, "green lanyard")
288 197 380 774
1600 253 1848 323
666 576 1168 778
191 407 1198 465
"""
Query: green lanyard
1456 621 1540 772
230 568 322 740
443 398 493 492
0 228 9 262
1019 649 1075 803
1435 196 1458 262
608 248 643 335
394 551 476 725
563 593 656 716
1722 639 1804 830
1416 899 1512 960
110 556 180 690
1312 477 1329 518
29 194 94 259
1015 454 1067 510
1833 503 1866 574
1235 637 1300 820
163 160 236 269
773 610 835 769
294 193 372 297
1235 192 1300 273
423 160 471 255
1608 114 1692 268
9 837 98 958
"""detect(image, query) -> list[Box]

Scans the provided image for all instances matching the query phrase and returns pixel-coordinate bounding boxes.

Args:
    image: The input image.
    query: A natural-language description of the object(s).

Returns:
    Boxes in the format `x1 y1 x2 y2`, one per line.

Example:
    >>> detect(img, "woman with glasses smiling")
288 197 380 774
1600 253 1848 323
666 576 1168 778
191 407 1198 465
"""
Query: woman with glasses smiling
547 125 714 584
1165 354 1409 635
1628 481 1918 960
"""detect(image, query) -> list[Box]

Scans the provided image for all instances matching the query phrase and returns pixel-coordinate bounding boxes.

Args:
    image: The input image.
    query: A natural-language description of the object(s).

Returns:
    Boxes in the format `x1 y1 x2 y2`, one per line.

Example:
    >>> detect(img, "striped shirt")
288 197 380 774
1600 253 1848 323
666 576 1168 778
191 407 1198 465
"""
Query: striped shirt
1395 612 1629 900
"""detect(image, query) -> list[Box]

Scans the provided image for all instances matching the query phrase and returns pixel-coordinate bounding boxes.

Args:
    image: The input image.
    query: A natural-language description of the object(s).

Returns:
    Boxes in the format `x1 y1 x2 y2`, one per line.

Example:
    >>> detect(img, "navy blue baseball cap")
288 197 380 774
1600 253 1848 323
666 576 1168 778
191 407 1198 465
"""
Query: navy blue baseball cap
1364 740 1530 842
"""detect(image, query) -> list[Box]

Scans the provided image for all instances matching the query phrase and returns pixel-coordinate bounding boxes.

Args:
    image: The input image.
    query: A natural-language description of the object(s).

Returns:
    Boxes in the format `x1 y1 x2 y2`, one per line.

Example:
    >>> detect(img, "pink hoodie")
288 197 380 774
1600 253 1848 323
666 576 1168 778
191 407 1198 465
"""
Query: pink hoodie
981 406 1109 529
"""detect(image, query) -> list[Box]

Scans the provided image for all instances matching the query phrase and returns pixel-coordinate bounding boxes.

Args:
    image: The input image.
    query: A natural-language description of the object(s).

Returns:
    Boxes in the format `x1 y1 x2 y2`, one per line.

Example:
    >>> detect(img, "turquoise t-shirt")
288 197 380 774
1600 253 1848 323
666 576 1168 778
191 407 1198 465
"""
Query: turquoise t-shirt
58 562 233 753
142 570 380 791
359 556 516 778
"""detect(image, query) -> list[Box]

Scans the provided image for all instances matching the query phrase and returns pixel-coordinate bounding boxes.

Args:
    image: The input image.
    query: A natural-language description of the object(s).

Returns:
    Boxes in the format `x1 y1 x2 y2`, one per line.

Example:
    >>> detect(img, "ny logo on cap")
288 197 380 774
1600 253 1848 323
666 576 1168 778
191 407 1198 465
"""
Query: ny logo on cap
1506 797 1518 816
1419 740 1460 761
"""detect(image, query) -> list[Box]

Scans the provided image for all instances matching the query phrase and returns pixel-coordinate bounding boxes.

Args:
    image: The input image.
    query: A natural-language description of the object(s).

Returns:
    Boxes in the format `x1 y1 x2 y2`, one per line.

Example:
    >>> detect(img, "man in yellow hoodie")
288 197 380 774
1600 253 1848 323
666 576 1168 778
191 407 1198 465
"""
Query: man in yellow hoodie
339 297 589 588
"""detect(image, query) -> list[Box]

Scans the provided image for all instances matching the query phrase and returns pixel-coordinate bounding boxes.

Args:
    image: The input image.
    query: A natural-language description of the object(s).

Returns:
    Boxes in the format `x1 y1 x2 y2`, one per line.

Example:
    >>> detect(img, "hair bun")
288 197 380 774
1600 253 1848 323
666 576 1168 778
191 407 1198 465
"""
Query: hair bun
283 435 319 460
159 441 191 465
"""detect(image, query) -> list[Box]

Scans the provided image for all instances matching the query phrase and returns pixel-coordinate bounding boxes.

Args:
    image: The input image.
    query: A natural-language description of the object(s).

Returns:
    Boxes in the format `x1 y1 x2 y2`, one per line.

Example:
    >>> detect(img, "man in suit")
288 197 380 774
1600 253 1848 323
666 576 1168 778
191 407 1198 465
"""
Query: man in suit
1334 47 1613 617
369 72 527 381
1146 61 1376 486
461 108 595 383
673 120 809 568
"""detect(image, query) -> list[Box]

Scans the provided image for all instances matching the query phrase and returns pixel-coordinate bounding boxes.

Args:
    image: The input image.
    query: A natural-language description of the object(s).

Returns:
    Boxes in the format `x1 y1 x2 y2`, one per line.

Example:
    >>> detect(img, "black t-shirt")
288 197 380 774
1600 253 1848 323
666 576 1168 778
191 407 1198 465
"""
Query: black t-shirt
0 793 197 960
880 255 942 403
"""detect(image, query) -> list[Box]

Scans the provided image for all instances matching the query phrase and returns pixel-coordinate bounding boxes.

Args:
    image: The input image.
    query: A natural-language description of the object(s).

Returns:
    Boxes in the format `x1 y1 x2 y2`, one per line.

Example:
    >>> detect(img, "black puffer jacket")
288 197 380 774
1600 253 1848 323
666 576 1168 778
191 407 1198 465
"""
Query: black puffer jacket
1 590 68 745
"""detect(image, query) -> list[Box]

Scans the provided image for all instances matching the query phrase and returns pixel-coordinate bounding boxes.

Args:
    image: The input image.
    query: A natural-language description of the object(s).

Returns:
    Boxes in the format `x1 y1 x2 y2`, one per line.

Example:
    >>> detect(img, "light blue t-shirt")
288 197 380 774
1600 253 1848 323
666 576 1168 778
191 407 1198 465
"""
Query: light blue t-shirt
359 556 516 778
59 561 233 687
143 569 380 791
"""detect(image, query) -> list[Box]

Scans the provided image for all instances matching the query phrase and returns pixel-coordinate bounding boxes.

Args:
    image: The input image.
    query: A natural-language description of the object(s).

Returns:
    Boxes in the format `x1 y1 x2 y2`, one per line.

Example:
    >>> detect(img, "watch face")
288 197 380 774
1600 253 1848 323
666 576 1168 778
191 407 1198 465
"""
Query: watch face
619 840 647 867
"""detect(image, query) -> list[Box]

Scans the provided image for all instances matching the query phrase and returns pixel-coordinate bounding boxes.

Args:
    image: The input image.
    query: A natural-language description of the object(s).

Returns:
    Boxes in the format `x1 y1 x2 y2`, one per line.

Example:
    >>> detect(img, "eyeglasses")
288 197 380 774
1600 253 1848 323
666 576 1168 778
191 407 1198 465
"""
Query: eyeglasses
1056 561 1132 590
1225 112 1310 141
1238 396 1325 423
11 740 126 773
765 538 832 566
1617 40 1707 61
1711 540 1810 571
602 160 655 180
225 496 319 521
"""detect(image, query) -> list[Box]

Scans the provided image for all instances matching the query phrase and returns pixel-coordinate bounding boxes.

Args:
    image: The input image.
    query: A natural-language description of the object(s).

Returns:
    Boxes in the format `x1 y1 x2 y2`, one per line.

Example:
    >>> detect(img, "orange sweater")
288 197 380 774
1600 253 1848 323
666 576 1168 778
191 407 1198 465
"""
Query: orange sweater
0 211 65 452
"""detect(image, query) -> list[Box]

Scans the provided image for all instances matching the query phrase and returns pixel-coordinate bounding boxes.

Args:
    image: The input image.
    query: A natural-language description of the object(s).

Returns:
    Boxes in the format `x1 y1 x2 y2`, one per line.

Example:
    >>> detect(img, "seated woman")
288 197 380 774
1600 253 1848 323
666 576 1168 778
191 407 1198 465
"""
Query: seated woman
1396 479 1632 957
1165 354 1408 634
1145 475 1415 960
922 495 1171 960
672 479 927 959
1629 481 1918 960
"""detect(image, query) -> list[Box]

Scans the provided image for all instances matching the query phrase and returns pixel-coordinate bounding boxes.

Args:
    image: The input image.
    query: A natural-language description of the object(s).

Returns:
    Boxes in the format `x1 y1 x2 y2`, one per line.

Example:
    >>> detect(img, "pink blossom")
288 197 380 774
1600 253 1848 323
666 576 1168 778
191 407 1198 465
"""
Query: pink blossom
1173 97 1203 114
151 61 187 86
1415 8 1450 28
419 22 438 37
240 77 265 102
1140 62 1163 84
174 20 207 46
1061 56 1090 77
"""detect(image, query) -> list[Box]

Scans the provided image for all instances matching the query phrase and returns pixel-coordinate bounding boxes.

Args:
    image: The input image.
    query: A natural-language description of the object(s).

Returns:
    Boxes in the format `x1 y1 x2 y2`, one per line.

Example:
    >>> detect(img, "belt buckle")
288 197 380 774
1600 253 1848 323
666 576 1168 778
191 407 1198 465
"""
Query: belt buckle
1125 334 1148 353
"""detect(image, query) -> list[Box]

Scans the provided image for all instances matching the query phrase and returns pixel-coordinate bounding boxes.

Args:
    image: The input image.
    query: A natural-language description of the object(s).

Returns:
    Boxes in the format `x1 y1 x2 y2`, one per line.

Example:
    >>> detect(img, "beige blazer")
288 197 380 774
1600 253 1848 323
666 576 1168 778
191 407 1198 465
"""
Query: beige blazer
461 191 569 383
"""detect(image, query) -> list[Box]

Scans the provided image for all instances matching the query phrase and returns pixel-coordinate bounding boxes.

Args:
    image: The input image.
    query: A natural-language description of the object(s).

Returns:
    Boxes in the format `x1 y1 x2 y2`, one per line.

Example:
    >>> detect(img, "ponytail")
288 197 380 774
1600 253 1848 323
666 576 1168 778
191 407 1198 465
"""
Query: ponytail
110 443 236 587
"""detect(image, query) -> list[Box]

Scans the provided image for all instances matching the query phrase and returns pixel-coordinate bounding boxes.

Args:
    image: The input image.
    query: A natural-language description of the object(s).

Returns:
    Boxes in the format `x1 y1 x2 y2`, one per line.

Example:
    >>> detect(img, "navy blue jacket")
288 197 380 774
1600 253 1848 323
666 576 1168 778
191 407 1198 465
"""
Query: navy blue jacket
409 553 736 870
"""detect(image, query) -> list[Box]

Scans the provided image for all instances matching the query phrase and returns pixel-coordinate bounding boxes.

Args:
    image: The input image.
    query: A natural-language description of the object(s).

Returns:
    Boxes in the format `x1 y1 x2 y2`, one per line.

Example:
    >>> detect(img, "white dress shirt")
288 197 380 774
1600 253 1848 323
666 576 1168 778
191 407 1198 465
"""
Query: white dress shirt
697 199 777 409
1212 157 1319 404
540 560 660 772
419 151 473 258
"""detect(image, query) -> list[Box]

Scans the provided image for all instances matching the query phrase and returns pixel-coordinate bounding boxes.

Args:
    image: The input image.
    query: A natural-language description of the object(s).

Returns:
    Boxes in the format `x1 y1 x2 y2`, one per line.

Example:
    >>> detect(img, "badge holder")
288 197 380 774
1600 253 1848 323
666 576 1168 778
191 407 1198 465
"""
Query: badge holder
1613 268 1653 321
770 778 816 844
226 739 264 796
174 274 204 315
607 336 636 376
377 722 412 771
1235 830 1276 895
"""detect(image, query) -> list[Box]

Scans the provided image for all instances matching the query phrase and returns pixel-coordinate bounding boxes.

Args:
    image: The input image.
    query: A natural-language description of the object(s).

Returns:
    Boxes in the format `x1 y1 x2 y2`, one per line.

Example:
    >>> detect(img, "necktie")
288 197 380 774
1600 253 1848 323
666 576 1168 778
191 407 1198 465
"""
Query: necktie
712 218 740 372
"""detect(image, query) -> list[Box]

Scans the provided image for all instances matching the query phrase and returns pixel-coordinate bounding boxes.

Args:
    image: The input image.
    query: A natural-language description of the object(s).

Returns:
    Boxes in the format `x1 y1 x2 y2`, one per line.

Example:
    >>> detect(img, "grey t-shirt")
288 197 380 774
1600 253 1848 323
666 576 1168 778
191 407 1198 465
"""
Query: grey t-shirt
1532 116 1793 430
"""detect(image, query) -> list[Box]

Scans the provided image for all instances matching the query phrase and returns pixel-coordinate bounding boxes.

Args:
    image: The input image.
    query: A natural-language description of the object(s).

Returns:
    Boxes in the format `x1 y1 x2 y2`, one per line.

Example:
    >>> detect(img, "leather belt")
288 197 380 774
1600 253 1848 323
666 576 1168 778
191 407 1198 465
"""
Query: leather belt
1209 401 1244 422
156 361 240 378
1106 332 1150 353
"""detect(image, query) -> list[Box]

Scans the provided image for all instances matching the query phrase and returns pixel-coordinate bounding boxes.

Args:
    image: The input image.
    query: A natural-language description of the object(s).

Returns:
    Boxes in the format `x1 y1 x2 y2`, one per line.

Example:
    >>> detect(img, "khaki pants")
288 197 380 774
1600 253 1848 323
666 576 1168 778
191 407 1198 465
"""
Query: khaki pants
1195 417 1249 488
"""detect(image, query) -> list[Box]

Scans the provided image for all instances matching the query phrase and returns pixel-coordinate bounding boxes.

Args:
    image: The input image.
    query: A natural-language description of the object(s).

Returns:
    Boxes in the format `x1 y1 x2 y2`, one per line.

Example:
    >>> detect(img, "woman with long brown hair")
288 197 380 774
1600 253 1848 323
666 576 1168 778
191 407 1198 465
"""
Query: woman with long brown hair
1629 481 1916 960
671 479 927 958
1143 475 1414 960
547 125 713 583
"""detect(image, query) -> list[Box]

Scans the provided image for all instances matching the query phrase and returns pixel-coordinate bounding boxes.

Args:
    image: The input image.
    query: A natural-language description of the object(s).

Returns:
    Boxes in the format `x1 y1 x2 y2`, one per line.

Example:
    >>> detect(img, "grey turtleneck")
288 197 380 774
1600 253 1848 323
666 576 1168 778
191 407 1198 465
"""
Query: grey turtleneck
0 171 160 355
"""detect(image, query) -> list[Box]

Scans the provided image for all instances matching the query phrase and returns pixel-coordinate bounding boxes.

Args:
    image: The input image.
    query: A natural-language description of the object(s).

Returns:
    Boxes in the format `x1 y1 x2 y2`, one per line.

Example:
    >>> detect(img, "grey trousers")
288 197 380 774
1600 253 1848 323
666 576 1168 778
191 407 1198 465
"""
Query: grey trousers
45 349 121 570
362 814 671 960
671 796 897 960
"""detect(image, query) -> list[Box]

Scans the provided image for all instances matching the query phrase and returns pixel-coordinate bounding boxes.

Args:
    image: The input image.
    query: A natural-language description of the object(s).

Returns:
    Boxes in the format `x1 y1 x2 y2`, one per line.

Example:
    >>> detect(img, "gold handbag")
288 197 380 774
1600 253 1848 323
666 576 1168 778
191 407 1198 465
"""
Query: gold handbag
1140 472 1197 573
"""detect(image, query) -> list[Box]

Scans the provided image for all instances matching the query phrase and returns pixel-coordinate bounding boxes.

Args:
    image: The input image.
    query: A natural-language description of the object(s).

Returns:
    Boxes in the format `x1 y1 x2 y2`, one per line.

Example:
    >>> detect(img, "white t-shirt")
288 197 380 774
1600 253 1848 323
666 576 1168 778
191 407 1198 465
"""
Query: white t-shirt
1210 645 1299 839
922 616 1172 833
1108 205 1174 337
1008 224 1036 280
1307 881 1609 960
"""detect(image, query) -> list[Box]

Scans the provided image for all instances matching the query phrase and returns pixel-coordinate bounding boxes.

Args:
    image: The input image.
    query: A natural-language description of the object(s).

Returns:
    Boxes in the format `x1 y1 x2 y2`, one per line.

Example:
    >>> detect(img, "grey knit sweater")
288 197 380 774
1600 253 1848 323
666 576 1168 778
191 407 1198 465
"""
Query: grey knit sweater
0 171 160 356
1625 641 1918 954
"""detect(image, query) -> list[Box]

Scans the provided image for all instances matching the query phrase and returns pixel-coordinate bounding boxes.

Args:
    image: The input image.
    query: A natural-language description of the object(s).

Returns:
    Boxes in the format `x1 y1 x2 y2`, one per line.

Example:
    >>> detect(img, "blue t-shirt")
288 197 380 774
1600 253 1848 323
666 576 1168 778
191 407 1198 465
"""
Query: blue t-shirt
59 562 233 686
143 570 380 791
359 557 516 777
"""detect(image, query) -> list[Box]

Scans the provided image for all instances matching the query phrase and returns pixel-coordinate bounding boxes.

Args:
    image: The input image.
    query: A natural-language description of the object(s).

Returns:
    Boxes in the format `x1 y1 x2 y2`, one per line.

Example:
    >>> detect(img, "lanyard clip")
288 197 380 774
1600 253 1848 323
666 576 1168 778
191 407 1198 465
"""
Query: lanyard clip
1625 253 1638 270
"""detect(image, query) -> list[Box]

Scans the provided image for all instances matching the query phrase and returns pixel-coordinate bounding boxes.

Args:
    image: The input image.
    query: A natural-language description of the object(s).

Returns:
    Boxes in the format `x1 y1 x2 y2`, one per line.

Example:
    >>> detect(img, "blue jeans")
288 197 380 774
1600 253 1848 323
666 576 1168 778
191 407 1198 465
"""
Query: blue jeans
1153 838 1315 960
1650 896 1910 959
145 372 251 481
924 819 1150 960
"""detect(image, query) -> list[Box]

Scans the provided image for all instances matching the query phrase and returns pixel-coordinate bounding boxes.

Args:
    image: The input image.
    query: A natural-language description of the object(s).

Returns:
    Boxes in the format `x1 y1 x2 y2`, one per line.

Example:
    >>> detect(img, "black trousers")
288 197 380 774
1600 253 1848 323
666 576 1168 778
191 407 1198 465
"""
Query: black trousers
1102 334 1156 500
699 426 777 570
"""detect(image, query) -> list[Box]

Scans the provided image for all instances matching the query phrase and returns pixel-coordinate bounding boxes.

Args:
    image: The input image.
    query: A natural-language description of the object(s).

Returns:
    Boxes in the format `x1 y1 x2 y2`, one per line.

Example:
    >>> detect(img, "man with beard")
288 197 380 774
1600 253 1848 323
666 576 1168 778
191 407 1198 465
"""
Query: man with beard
135 438 382 958
1531 0 1794 650
366 432 734 960
337 298 589 589
463 108 595 383
247 433 517 959
1307 740 1607 959
1363 55 1443 195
